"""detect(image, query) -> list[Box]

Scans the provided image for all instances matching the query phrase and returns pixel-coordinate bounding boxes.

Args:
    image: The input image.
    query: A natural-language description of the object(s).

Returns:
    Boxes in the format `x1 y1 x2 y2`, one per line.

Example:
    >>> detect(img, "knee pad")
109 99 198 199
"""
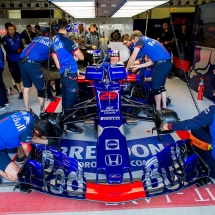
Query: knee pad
151 88 161 96
37 89 46 98
160 86 166 92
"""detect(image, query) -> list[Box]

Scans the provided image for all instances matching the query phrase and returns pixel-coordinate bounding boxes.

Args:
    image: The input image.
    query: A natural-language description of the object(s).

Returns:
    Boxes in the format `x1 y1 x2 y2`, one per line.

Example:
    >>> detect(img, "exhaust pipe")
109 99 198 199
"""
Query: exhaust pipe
84 120 94 124
127 119 137 125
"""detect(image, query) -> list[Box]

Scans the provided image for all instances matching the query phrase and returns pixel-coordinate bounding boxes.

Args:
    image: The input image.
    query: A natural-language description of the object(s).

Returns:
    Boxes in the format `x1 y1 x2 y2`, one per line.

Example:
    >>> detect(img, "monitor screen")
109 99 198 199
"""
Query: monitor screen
195 2 215 48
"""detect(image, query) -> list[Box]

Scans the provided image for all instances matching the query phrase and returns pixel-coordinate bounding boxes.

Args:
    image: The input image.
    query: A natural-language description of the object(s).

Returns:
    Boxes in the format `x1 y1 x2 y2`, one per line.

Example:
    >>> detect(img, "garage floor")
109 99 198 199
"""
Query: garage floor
0 77 215 215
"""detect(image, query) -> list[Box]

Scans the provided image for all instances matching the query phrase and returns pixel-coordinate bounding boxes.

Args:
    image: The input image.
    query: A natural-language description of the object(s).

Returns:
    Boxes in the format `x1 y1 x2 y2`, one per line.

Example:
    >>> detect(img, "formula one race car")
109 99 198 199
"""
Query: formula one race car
17 55 210 203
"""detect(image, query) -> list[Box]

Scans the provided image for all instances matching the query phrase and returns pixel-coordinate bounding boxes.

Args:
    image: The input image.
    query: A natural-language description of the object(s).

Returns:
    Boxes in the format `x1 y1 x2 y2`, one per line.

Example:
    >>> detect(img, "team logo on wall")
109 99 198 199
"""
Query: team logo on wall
105 139 120 150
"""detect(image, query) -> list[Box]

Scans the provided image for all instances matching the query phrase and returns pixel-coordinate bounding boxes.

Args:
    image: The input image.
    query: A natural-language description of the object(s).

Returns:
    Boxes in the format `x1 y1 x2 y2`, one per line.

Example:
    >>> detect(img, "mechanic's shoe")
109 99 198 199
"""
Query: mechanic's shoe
0 105 6 110
47 96 57 102
55 93 62 98
4 102 9 107
66 125 83 134
19 92 23 100
161 108 167 110
13 85 19 93
16 155 26 163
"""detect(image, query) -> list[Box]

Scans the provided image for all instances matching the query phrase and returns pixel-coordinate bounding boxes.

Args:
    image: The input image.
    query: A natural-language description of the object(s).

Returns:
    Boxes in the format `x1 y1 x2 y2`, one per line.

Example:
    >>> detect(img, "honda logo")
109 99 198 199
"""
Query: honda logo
105 154 122 166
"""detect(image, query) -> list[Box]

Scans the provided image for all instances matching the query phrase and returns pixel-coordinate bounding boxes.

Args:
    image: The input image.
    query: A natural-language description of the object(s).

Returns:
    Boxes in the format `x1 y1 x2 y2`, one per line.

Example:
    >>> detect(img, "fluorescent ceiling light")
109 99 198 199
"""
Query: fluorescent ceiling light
60 7 95 10
112 0 168 17
125 1 167 6
121 6 155 9
52 1 94 7
51 0 95 18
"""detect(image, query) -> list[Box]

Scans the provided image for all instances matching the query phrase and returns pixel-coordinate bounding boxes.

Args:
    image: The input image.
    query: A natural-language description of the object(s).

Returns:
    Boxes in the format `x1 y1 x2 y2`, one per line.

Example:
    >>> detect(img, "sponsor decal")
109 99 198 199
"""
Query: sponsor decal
112 71 123 74
104 111 116 114
101 106 119 113
33 38 51 47
101 117 120 120
61 134 175 173
87 72 102 74
105 139 120 150
105 154 122 166
11 114 26 132
54 42 63 51
109 174 121 179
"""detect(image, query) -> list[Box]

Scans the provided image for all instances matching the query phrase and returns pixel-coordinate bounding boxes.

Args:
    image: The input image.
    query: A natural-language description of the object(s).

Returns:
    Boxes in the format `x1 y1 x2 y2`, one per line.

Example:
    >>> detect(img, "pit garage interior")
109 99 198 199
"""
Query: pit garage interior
0 0 215 215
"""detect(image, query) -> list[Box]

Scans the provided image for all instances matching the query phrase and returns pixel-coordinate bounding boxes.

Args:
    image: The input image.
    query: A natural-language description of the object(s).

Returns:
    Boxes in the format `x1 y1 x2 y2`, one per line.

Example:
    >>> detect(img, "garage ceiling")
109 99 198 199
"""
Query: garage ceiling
50 0 169 18
0 0 168 18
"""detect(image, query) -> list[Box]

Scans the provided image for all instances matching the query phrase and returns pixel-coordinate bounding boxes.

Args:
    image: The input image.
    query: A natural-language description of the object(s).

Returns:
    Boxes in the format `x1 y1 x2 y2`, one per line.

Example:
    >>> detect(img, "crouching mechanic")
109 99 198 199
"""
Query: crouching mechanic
0 110 57 182
126 30 172 110
19 30 57 112
161 105 215 179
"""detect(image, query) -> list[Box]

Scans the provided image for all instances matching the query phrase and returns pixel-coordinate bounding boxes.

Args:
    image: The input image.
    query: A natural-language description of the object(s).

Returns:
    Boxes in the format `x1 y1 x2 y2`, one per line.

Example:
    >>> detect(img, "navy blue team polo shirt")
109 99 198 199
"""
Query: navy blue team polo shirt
20 36 52 63
135 36 170 63
51 33 78 74
2 32 24 62
0 111 35 150
129 42 144 61
0 46 4 68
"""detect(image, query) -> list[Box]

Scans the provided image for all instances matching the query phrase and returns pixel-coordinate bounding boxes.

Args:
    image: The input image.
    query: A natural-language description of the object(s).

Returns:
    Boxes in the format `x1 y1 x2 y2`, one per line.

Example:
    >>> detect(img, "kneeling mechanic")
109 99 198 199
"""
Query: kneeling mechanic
0 110 57 182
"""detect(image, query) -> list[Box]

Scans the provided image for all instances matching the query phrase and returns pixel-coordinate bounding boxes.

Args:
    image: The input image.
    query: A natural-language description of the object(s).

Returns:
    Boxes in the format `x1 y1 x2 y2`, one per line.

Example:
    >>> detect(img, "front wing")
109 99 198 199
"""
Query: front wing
17 140 210 203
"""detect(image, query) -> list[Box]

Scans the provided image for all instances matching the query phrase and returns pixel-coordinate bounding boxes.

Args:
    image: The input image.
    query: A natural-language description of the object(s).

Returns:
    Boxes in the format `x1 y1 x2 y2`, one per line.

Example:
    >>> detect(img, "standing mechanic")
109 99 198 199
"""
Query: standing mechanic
121 34 144 65
161 105 215 180
19 31 57 112
0 110 56 182
2 23 24 99
126 30 172 111
84 23 102 50
52 18 84 133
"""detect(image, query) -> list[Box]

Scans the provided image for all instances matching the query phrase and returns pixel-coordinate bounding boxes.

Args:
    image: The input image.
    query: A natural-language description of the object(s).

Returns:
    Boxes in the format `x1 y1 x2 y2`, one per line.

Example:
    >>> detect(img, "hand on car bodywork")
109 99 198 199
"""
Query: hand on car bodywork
160 123 170 131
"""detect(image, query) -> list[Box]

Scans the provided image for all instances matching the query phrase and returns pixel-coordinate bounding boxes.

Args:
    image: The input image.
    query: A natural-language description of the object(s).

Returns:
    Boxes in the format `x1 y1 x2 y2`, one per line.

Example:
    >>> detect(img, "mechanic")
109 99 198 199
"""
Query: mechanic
122 34 144 65
110 29 121 42
19 30 57 112
2 23 24 99
51 18 84 133
157 21 174 54
161 105 215 179
84 23 102 50
0 110 57 182
126 30 172 111
0 45 9 110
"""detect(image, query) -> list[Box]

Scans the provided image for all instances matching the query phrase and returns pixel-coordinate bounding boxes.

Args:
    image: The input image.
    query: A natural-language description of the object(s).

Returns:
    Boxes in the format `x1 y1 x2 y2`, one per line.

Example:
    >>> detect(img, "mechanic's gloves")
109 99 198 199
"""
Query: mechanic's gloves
47 139 59 146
